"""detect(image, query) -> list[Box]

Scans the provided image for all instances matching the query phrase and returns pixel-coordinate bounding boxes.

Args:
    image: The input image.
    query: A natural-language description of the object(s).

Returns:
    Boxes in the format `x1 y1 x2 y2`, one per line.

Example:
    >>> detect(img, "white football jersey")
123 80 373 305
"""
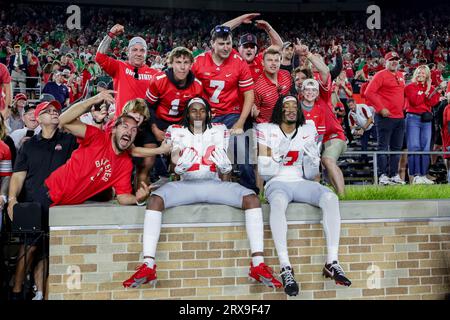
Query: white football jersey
165 123 230 181
256 122 319 184
348 104 374 131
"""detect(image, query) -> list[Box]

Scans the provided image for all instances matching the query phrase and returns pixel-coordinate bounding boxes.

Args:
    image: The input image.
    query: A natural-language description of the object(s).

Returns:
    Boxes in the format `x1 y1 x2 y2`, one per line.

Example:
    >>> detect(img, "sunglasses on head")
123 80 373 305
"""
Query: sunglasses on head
214 25 231 35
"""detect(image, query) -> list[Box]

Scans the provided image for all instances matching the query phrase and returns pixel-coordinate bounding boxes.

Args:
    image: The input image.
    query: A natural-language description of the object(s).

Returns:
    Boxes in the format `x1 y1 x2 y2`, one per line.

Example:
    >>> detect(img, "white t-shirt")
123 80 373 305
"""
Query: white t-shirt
9 126 42 150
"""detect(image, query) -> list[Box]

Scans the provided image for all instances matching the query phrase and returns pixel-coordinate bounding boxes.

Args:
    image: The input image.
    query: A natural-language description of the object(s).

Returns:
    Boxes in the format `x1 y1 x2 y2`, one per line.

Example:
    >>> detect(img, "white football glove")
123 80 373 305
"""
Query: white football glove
174 148 199 175
210 148 232 174
303 139 321 166
272 137 291 164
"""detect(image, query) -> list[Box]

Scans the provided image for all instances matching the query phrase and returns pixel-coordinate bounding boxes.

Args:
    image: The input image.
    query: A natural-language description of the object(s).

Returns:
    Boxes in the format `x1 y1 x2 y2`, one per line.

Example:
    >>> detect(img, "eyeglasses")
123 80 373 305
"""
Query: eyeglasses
213 25 231 35
39 108 61 116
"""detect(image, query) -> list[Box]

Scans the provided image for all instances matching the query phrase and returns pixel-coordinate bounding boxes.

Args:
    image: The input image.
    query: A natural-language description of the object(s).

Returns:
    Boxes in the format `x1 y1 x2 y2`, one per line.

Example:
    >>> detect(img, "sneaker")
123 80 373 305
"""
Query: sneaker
379 174 394 185
280 266 299 296
323 261 352 286
123 263 157 288
248 262 282 288
390 174 406 185
421 176 435 185
413 175 425 185
32 291 44 300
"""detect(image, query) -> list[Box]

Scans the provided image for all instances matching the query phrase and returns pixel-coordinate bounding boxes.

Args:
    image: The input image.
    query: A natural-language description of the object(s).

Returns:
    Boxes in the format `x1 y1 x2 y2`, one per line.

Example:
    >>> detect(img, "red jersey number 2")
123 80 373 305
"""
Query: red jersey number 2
283 151 299 166
187 146 217 172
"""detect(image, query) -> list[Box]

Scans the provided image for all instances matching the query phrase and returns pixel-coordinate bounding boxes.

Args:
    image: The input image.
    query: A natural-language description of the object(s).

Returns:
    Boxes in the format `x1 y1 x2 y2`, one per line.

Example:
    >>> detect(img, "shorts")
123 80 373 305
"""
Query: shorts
265 179 333 207
152 179 255 209
322 138 347 161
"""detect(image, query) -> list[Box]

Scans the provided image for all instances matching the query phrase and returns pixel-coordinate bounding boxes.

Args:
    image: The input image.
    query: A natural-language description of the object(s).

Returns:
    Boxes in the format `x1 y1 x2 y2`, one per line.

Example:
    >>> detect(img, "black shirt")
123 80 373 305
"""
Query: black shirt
14 129 78 202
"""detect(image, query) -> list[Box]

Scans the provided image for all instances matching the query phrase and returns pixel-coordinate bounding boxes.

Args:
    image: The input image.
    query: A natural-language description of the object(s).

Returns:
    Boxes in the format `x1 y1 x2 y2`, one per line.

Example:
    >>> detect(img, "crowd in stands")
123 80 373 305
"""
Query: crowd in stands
1 2 450 300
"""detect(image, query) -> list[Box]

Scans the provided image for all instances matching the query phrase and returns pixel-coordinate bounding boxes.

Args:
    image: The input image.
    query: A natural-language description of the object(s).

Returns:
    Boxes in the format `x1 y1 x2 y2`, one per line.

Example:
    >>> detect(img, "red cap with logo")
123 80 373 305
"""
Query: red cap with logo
34 100 61 118
384 51 400 61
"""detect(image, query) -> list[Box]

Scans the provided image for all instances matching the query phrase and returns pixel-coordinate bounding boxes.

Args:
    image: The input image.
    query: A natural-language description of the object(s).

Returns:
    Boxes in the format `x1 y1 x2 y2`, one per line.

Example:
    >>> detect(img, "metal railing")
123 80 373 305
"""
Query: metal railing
11 76 42 103
343 150 450 184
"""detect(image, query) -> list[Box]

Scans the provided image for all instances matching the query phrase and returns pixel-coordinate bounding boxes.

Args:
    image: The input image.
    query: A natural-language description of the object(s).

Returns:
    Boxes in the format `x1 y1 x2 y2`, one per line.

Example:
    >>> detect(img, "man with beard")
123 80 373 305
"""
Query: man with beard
256 94 351 297
365 52 406 185
15 90 170 209
123 97 281 290
96 24 158 116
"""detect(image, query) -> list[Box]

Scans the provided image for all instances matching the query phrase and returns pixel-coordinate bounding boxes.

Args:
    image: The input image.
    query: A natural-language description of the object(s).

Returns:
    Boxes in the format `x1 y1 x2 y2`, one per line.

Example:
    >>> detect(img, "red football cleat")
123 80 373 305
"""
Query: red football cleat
123 263 157 288
248 262 282 288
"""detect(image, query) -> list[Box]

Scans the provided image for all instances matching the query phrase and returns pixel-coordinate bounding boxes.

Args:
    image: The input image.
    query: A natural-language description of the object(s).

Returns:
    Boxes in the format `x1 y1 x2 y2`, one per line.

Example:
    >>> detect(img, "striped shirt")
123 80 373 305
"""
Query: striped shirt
254 70 293 123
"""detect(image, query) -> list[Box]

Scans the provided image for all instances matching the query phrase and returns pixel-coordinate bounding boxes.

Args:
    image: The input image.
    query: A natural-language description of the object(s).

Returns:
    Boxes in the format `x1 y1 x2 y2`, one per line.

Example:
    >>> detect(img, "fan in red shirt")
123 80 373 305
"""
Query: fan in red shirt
44 91 170 207
95 23 158 116
222 13 283 82
146 47 203 141
295 41 347 195
365 51 406 185
192 25 254 134
141 47 203 189
253 47 293 123
405 65 445 183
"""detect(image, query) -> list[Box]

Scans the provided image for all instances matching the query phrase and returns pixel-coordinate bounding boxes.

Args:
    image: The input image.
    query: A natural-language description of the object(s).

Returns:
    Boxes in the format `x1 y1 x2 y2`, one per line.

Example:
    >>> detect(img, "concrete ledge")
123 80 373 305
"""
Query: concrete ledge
49 200 450 228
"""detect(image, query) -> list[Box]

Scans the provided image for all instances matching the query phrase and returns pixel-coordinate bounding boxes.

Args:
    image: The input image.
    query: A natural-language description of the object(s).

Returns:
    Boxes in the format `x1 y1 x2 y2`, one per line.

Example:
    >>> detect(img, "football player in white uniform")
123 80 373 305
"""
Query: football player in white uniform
123 97 281 289
256 94 351 296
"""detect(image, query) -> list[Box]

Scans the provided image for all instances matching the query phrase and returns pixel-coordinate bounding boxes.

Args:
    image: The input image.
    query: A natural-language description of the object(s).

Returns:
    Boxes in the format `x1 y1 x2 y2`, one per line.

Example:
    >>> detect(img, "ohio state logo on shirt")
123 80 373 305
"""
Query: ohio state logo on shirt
90 158 112 182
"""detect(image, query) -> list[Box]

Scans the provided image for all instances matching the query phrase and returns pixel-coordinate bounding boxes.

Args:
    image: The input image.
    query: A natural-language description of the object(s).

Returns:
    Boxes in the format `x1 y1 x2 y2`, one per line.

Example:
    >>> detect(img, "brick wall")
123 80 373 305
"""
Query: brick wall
48 221 450 300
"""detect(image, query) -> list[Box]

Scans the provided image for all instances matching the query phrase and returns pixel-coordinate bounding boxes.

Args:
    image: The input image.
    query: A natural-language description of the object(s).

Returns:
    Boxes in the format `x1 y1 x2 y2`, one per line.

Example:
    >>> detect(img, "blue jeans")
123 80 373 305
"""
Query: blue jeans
375 115 405 176
360 125 377 161
406 113 432 176
212 114 257 192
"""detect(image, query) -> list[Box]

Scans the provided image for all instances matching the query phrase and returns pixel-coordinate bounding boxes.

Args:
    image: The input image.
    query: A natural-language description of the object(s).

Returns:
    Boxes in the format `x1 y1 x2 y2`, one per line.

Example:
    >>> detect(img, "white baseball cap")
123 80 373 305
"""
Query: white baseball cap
128 37 148 50
301 78 319 91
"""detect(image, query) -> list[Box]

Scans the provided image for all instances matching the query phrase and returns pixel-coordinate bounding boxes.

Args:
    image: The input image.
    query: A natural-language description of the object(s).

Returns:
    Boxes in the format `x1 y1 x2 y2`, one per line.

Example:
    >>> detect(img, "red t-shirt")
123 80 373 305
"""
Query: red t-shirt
146 71 203 123
192 50 254 117
312 73 346 143
0 63 11 111
0 140 12 177
95 52 158 116
442 104 450 159
365 69 406 119
254 70 292 123
301 100 327 140
45 126 133 206
404 82 440 114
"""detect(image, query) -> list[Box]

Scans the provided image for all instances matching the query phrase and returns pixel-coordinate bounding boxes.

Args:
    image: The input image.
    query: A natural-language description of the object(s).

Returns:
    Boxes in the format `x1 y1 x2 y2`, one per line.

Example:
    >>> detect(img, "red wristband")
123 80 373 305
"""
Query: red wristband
107 32 116 39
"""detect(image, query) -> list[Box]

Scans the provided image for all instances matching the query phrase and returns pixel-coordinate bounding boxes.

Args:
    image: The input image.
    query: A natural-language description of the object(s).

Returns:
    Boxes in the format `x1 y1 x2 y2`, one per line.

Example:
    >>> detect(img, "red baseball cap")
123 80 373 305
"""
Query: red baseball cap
14 93 28 102
34 100 61 118
384 51 400 61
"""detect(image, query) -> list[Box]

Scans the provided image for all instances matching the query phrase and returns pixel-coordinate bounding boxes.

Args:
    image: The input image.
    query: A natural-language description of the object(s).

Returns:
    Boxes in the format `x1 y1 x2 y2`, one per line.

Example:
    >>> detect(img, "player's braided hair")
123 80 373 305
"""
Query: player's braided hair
181 97 212 129
271 94 306 128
